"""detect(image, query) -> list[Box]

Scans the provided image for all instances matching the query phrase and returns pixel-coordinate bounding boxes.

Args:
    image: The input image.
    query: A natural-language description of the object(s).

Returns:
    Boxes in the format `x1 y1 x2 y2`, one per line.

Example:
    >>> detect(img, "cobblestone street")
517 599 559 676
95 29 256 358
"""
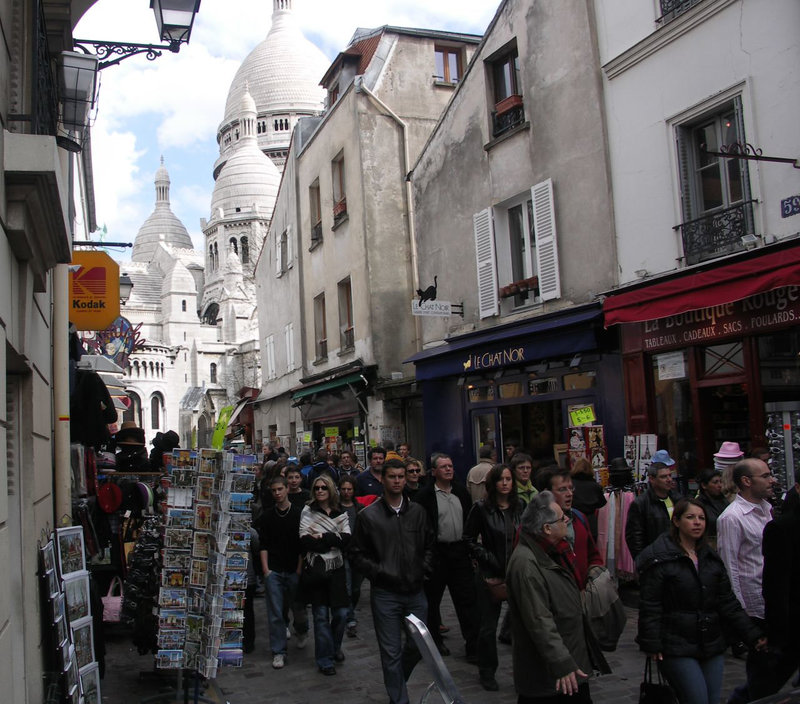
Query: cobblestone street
101 585 757 704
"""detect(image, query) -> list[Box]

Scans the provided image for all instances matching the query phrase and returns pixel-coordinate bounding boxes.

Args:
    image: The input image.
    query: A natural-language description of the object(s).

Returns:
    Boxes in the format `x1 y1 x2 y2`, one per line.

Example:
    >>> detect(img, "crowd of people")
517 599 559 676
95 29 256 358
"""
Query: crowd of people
246 439 799 704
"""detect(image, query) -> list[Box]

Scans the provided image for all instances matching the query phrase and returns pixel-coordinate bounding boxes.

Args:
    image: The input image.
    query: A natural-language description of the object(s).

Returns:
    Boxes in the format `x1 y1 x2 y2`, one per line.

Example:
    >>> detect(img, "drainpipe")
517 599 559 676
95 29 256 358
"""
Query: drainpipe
355 77 422 352
53 263 72 525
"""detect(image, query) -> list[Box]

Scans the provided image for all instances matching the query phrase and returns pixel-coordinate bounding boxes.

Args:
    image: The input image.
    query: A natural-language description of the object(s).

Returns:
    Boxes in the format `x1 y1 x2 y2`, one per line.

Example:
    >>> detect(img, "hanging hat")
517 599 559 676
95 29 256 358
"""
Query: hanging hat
97 482 123 513
608 457 631 473
116 421 146 446
714 441 743 459
651 449 676 466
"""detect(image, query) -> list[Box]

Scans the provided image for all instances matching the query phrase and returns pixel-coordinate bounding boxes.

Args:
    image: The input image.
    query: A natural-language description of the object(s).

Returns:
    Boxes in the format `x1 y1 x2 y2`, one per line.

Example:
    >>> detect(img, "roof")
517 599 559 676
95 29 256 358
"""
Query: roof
180 387 205 410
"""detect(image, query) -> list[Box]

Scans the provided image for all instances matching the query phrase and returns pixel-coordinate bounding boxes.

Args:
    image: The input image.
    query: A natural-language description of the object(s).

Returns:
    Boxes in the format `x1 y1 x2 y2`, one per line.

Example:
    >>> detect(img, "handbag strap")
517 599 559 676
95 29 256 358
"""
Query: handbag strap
643 657 666 685
106 575 123 597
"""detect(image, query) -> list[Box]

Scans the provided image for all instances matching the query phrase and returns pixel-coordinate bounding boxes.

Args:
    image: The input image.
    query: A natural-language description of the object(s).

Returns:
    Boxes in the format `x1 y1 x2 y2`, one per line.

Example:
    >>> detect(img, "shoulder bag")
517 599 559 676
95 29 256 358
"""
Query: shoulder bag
639 658 678 704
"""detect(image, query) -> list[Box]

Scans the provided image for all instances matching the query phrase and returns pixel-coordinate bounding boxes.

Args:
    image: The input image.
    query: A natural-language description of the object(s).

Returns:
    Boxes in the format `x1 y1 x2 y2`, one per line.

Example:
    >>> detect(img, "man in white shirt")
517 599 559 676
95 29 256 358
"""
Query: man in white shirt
717 458 775 704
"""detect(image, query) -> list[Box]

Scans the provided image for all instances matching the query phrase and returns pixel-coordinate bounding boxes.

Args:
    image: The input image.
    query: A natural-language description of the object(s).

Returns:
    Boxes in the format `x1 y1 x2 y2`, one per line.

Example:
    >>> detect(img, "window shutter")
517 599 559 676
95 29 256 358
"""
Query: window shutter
285 323 294 371
275 232 283 276
473 208 499 318
531 178 561 301
675 127 694 224
732 96 752 205
267 335 276 379
286 225 293 268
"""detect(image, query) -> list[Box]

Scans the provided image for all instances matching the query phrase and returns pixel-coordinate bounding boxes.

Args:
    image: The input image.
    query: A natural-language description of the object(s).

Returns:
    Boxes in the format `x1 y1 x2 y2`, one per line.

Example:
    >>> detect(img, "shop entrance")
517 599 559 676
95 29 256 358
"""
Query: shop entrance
698 383 750 463
500 400 563 464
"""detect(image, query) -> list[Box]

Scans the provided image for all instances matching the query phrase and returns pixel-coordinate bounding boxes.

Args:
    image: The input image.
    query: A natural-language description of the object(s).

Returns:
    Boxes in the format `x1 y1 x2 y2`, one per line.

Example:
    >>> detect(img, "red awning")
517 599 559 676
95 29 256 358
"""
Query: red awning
603 245 800 326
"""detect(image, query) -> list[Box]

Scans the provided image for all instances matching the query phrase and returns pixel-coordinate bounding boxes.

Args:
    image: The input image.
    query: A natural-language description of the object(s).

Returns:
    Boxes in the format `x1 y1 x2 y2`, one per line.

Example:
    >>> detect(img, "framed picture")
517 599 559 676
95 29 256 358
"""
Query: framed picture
52 592 67 624
63 644 79 695
70 616 95 670
79 663 101 704
46 568 60 599
63 573 91 622
553 443 568 469
56 527 86 578
41 539 56 575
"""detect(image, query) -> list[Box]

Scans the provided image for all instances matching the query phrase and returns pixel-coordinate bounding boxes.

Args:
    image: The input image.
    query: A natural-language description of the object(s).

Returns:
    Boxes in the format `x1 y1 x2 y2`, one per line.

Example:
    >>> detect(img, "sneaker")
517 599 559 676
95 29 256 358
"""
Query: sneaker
272 654 285 669
295 633 308 649
319 665 336 676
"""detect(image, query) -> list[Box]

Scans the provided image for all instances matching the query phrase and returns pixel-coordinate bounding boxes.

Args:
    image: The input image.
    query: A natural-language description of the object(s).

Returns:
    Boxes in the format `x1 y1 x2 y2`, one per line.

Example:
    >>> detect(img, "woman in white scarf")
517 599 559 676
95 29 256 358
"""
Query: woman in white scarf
300 473 351 675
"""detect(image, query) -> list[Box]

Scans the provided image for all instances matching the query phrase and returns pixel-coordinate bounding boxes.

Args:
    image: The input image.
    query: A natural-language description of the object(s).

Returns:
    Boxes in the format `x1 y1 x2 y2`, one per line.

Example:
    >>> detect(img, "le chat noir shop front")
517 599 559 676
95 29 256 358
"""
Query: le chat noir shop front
603 242 800 487
406 304 625 476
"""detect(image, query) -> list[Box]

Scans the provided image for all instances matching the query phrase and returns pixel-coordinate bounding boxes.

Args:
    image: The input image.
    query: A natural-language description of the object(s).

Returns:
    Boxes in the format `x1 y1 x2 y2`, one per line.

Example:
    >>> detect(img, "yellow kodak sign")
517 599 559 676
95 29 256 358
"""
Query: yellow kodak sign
70 251 120 330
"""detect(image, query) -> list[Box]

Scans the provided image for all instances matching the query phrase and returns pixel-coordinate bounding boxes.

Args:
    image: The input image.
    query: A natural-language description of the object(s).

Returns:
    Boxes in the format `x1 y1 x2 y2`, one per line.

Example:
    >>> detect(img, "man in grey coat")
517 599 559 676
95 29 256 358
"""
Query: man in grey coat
506 491 609 703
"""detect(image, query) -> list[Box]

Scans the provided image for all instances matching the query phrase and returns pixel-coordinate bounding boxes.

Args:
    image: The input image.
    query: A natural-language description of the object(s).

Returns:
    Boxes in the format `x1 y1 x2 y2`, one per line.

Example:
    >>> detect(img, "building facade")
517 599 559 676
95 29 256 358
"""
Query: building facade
253 25 481 460
595 0 800 486
407 0 624 473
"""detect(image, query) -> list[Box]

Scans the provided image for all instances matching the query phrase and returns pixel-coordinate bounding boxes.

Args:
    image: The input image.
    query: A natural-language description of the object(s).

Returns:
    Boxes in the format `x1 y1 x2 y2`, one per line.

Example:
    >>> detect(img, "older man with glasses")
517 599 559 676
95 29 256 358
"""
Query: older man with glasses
506 491 609 704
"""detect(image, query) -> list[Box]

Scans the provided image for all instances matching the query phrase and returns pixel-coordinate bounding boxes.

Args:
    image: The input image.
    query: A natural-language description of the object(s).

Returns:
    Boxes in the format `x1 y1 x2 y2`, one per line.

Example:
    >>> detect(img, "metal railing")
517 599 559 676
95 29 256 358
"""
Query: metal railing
341 327 354 350
678 200 756 266
491 103 525 138
657 0 704 24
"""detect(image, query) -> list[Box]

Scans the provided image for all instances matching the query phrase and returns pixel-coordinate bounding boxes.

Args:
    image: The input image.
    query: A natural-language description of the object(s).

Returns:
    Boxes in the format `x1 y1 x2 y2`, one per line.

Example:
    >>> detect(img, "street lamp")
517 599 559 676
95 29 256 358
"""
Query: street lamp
58 51 99 131
119 273 134 305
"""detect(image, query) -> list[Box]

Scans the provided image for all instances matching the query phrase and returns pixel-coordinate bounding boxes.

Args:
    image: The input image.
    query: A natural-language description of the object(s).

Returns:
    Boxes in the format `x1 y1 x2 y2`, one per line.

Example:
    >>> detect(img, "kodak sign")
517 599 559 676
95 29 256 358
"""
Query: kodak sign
70 251 120 330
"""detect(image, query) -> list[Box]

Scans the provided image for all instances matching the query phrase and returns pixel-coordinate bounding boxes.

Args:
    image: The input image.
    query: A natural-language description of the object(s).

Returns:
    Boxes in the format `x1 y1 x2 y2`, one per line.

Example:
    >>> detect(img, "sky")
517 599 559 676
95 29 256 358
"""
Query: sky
74 0 499 260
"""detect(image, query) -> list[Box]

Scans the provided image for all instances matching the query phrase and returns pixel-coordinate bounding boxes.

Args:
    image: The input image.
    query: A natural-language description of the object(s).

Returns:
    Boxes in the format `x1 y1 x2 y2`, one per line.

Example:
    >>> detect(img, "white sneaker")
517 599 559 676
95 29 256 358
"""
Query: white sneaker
286 627 291 639
272 654 285 669
295 633 308 649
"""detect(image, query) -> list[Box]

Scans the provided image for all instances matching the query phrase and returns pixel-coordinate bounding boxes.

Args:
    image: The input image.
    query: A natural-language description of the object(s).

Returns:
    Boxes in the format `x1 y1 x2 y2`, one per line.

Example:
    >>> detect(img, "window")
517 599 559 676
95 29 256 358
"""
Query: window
241 236 249 264
276 228 290 274
332 152 347 223
309 180 322 246
181 300 186 312
229 238 238 255
434 46 462 83
314 293 327 361
151 393 163 429
338 277 354 350
210 363 217 383
285 322 295 372
676 97 754 265
265 335 276 380
473 178 561 319
489 45 524 137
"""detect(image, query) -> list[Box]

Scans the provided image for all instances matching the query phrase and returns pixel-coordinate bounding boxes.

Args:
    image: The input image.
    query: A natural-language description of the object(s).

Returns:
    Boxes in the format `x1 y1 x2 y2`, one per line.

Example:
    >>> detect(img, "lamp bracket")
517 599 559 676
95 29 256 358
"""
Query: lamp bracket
701 142 800 170
73 39 180 70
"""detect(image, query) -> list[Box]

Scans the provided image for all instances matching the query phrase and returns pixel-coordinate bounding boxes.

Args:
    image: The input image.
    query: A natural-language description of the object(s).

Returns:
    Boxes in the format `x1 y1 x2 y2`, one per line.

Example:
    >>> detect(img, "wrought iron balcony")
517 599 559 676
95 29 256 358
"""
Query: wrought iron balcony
657 0 704 24
316 338 328 361
492 95 525 138
341 327 354 351
678 200 757 266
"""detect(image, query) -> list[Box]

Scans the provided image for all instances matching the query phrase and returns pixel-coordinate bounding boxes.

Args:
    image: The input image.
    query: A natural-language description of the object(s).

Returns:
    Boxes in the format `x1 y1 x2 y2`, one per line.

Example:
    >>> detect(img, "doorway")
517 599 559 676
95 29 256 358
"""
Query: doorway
699 383 749 460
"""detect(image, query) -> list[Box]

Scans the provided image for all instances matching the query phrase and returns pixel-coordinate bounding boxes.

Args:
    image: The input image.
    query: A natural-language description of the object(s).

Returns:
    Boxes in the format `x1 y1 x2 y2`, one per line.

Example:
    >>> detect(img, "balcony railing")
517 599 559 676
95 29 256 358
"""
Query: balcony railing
316 338 327 361
333 197 348 226
310 221 322 247
657 0 704 24
492 95 525 138
678 200 756 266
341 327 354 350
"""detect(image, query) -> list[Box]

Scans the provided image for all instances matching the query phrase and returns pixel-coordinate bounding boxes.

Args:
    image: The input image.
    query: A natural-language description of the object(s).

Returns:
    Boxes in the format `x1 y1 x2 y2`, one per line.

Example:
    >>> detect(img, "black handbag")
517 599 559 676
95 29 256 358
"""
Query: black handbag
300 554 328 590
639 658 678 704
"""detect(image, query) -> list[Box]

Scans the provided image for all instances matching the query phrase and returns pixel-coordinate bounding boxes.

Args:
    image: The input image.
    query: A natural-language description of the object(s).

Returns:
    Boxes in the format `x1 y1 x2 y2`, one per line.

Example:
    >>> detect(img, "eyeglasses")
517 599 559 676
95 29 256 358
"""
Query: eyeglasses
748 472 773 480
313 486 328 492
546 514 571 525
406 468 420 474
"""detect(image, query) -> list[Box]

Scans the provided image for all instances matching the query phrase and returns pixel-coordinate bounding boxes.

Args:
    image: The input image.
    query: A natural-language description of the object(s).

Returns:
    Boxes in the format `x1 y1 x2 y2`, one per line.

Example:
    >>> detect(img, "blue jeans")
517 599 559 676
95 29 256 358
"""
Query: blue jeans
660 654 724 704
312 604 348 669
370 587 427 704
265 570 299 655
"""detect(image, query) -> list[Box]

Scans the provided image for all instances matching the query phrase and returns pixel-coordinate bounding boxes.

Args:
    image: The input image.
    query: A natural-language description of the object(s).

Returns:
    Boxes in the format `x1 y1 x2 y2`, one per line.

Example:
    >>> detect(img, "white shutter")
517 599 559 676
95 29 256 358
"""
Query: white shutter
275 232 283 276
473 208 499 318
285 322 295 371
531 178 561 301
286 225 293 268
267 335 276 379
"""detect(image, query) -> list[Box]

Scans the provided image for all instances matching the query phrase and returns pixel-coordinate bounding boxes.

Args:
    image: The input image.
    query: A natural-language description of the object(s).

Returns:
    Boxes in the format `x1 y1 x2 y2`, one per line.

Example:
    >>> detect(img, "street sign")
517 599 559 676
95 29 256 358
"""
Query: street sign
411 300 452 317
70 251 120 330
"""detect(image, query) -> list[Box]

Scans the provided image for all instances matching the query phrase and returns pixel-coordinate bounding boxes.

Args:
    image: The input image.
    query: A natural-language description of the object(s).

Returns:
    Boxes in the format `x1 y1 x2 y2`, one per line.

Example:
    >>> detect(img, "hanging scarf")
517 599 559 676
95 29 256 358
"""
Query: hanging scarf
299 504 350 572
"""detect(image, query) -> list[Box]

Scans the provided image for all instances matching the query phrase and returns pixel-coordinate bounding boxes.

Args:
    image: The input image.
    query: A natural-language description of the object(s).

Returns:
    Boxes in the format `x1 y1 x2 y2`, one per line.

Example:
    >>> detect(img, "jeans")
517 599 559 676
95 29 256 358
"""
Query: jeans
660 654 724 704
312 604 348 669
370 587 427 704
344 559 363 625
265 570 299 655
475 575 502 678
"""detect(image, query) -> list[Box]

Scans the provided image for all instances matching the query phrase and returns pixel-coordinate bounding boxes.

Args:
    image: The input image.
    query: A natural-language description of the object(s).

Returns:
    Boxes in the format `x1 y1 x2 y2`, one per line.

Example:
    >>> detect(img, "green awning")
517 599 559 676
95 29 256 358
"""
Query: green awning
291 372 365 401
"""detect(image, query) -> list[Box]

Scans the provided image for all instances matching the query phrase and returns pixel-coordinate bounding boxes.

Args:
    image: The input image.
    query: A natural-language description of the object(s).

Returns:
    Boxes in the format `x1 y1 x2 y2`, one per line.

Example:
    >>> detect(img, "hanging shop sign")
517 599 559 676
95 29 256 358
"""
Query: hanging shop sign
631 285 800 353
412 300 452 317
70 251 120 331
324 426 339 438
568 404 596 427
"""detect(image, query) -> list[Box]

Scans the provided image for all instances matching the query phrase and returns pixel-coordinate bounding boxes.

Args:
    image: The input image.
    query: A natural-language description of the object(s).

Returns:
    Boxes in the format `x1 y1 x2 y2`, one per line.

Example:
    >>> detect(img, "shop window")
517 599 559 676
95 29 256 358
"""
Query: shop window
652 351 694 466
467 382 495 403
338 277 354 351
528 376 559 395
488 43 524 137
563 371 597 391
314 293 327 361
498 382 525 400
702 342 744 377
474 179 561 319
759 328 800 401
676 96 754 265
434 46 462 84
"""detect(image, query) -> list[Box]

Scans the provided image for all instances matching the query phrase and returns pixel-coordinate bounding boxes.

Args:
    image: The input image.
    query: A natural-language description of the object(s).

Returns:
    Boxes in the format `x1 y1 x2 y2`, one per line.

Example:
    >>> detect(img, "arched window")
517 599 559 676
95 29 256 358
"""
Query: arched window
213 242 219 270
241 237 249 264
151 392 164 429
274 119 278 131
123 391 142 427
181 300 187 312
210 363 217 384
229 238 238 254
203 303 219 326
209 245 214 270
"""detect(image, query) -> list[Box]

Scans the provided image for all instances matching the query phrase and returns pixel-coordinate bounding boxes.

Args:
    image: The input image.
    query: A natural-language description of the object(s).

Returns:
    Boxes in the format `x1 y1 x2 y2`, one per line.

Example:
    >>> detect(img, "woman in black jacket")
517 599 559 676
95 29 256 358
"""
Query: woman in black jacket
694 469 727 550
464 464 522 692
637 498 765 704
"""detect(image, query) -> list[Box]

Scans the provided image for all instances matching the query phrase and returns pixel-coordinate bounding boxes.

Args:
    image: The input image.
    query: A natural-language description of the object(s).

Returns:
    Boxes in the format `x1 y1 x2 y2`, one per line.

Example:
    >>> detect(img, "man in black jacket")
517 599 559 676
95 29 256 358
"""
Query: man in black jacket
625 451 681 559
350 459 434 704
413 453 479 660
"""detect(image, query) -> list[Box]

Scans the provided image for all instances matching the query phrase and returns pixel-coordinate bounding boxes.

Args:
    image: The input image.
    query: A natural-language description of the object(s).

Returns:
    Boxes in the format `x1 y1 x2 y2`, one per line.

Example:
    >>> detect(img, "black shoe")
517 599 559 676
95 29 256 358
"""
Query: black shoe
334 650 346 662
243 643 254 654
436 642 450 656
498 633 512 645
480 676 499 691
465 652 479 665
319 666 336 676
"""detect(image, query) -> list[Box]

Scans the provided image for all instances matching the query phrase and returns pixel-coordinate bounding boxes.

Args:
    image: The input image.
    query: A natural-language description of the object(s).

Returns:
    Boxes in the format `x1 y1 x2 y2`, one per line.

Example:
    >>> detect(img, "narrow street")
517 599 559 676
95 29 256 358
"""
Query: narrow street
102 585 753 704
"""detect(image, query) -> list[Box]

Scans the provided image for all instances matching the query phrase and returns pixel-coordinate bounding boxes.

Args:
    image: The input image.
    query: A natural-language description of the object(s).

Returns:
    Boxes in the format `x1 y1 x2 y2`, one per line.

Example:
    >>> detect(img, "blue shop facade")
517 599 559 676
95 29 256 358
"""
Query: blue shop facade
406 304 626 479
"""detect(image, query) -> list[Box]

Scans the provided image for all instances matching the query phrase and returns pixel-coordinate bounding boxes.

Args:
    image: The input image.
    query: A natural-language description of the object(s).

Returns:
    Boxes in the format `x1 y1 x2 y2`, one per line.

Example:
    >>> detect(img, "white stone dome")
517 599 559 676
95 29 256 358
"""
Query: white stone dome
219 1 328 130
132 159 194 263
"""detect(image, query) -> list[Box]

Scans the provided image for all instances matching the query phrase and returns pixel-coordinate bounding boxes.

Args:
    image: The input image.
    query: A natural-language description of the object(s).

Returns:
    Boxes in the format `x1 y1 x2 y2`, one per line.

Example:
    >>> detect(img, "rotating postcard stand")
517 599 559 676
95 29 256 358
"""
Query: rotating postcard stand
144 449 256 703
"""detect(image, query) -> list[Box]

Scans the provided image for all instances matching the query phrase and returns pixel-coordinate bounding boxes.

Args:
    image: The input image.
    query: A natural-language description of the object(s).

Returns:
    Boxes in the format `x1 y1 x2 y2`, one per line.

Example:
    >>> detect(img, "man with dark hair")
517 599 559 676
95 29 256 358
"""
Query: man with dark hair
356 446 386 498
624 450 681 558
718 458 775 704
257 476 305 669
307 448 339 487
467 446 495 503
413 453 478 659
339 450 358 479
506 491 608 703
350 459 434 704
397 442 410 459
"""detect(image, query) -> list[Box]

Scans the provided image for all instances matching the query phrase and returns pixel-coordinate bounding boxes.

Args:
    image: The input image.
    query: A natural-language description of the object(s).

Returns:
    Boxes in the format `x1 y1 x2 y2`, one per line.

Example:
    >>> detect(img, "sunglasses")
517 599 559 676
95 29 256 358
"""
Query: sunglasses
406 468 421 474
313 486 329 492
